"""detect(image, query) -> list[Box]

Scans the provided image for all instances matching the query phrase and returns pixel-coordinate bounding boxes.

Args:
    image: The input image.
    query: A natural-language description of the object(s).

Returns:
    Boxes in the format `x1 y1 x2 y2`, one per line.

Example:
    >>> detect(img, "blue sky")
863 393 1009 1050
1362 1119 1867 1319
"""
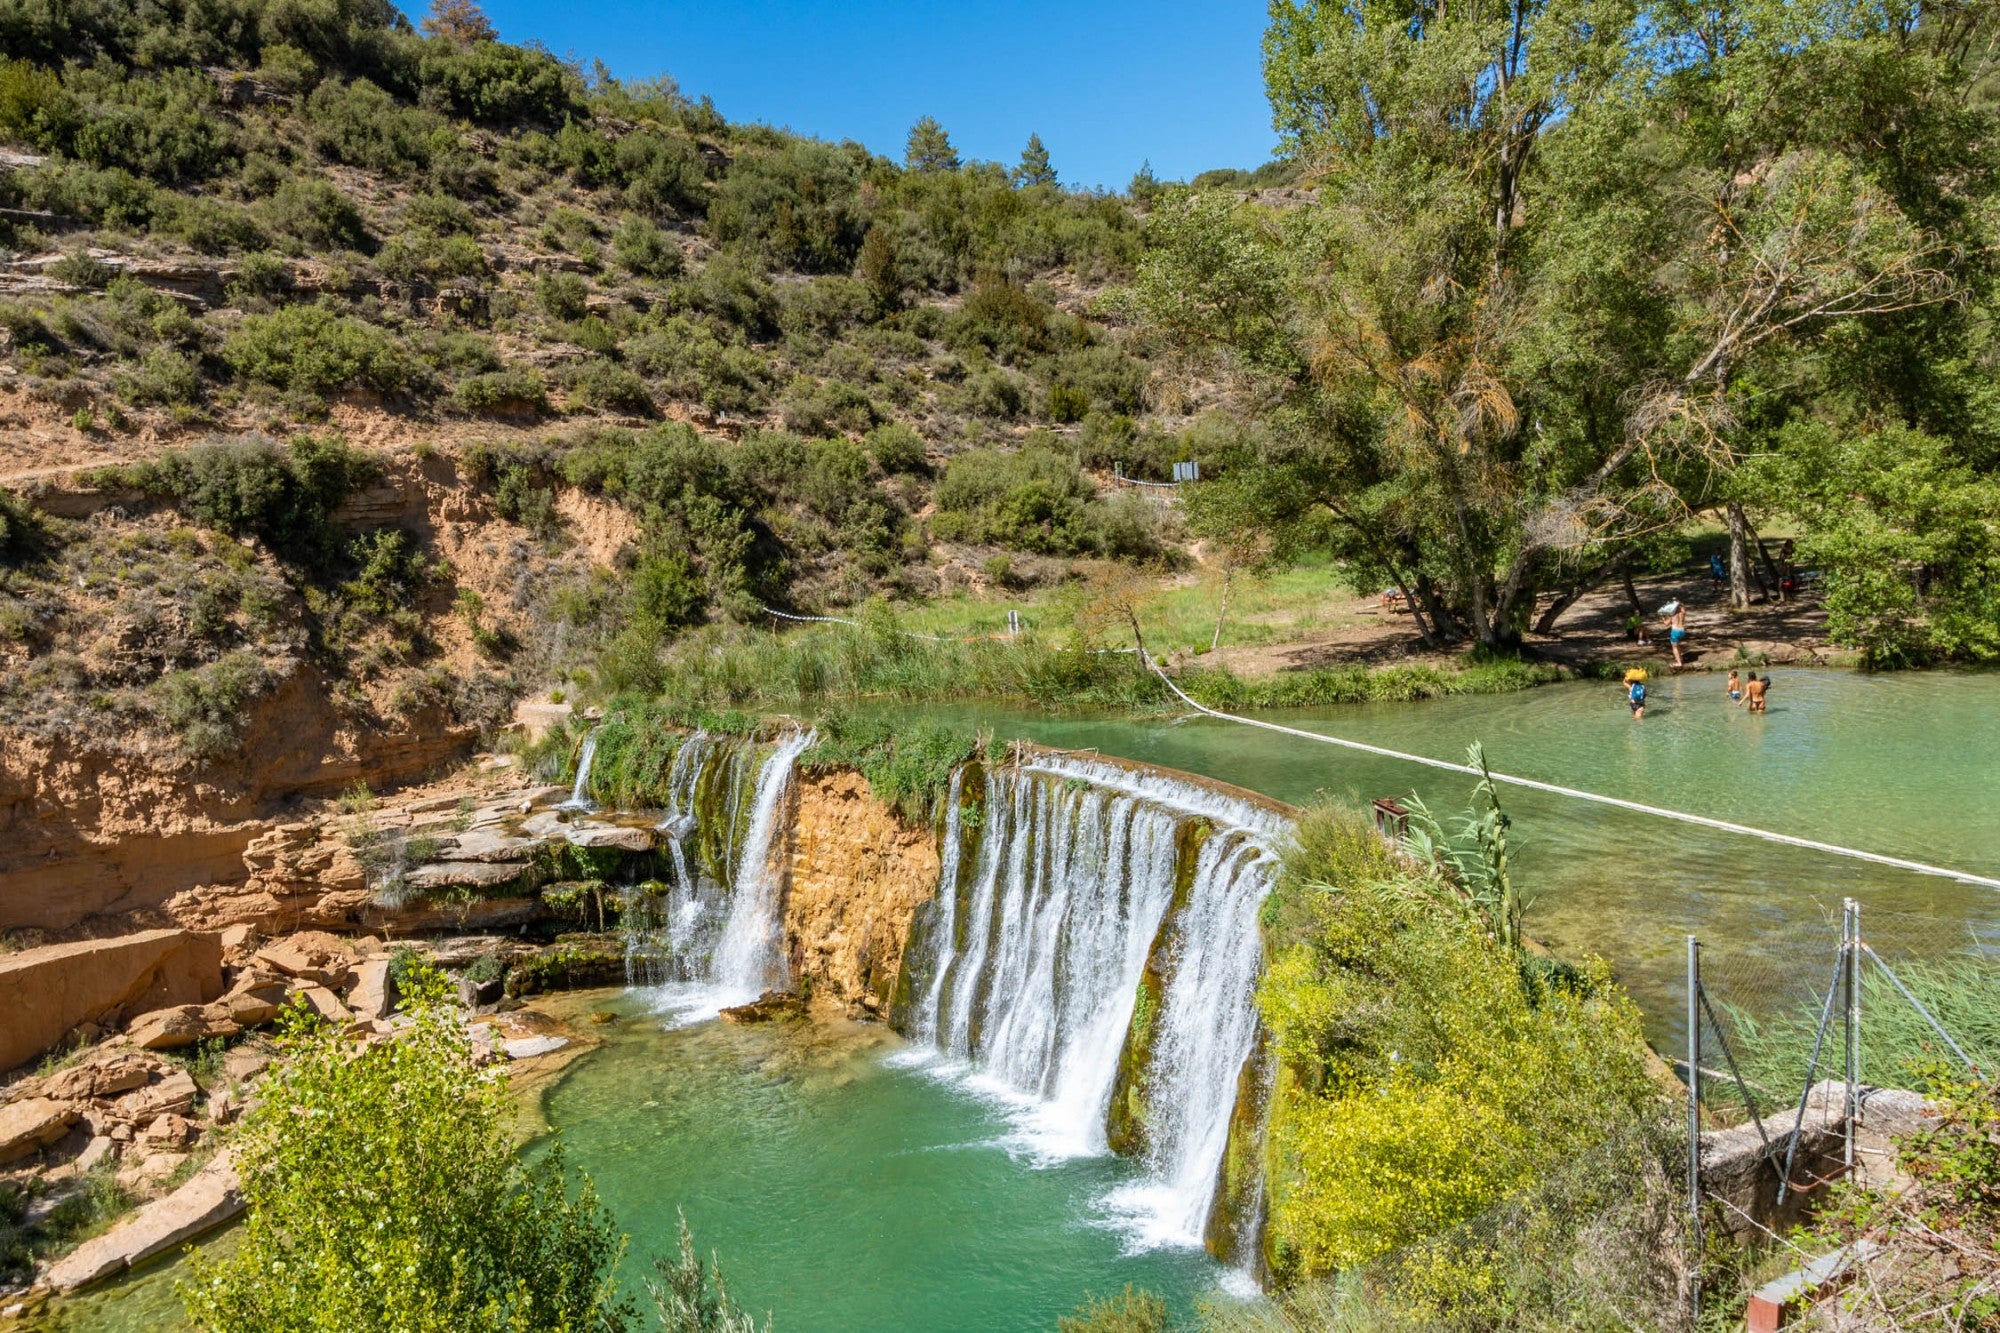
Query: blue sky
410 1 1279 190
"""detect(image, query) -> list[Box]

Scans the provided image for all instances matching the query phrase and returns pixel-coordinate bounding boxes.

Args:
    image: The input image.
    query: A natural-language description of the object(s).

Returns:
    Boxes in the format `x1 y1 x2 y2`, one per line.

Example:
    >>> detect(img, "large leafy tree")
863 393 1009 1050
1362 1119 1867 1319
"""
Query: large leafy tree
1148 0 1988 651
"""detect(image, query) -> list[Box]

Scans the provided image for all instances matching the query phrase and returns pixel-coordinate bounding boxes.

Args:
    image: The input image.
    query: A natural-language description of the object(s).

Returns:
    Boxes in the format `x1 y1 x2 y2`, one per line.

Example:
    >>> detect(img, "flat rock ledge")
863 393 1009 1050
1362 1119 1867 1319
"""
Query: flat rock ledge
42 1154 244 1293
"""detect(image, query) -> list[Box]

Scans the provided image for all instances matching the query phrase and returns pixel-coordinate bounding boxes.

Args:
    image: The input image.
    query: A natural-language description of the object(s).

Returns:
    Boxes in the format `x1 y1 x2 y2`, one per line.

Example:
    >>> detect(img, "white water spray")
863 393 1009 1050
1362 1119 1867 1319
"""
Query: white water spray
705 727 815 1006
558 729 601 811
903 753 1281 1251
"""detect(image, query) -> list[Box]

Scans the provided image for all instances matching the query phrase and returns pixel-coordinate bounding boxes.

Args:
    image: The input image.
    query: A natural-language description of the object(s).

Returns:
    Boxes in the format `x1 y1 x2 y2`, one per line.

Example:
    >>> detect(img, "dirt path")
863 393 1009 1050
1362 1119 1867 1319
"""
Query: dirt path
1209 568 1839 676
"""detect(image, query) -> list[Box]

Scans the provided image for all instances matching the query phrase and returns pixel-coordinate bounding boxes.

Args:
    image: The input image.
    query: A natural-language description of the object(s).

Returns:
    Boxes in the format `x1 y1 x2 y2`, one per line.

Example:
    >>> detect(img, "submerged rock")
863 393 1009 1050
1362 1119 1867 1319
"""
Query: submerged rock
719 991 808 1024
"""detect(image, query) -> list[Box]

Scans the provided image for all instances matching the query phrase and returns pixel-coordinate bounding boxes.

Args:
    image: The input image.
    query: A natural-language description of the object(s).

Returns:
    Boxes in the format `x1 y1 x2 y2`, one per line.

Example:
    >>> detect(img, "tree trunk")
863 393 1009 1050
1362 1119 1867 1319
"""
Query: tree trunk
1412 573 1457 644
1621 562 1642 615
1743 517 1784 599
1727 502 1751 611
1210 564 1234 653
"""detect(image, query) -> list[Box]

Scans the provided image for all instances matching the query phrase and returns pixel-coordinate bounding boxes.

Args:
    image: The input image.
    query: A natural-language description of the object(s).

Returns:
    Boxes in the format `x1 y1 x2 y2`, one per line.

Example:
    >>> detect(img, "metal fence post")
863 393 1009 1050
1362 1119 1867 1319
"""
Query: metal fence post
1844 897 1860 1175
1687 933 1702 1323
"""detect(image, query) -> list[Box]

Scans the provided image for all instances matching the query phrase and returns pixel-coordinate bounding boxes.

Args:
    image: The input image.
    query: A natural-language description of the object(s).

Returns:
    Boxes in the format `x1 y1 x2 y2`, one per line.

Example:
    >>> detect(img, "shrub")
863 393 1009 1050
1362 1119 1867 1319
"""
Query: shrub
0 487 46 566
707 139 867 273
617 129 707 218
624 318 772 414
48 250 112 289
865 421 927 475
611 216 681 279
105 432 376 563
452 368 547 415
256 178 369 252
223 304 418 397
536 270 589 321
304 77 446 175
227 252 291 302
778 375 878 435
417 39 581 124
932 442 1157 557
177 970 632 1330
114 348 203 406
159 196 269 255
375 229 487 285
567 359 652 415
0 58 60 140
151 651 276 757
402 193 477 235
51 66 235 184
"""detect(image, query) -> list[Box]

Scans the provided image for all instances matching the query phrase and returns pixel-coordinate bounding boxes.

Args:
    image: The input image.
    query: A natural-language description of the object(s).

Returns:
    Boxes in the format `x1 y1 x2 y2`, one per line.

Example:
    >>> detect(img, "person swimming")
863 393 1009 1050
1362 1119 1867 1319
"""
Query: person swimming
1744 672 1769 713
1727 669 1742 703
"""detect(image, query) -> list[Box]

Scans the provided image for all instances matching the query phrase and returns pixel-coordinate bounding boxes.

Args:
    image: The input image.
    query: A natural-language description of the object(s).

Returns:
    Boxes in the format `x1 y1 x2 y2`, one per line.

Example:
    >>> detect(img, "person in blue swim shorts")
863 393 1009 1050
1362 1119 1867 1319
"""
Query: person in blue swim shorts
1661 599 1688 667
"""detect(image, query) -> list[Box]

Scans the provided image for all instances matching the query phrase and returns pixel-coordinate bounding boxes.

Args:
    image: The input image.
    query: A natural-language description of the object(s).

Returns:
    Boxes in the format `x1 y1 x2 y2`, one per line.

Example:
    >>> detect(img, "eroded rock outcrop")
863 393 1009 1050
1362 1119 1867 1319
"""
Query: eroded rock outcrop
783 770 941 1014
0 931 223 1073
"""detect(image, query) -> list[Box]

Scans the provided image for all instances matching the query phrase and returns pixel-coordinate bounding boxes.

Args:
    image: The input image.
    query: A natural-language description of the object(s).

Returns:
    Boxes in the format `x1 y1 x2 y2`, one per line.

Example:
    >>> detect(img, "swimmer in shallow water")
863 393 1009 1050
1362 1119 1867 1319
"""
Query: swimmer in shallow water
1727 669 1742 703
1744 672 1768 713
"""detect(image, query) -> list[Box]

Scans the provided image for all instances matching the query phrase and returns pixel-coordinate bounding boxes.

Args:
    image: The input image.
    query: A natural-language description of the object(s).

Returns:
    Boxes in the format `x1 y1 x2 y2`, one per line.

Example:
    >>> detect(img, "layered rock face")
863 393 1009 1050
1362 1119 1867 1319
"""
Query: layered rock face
783 770 942 1015
0 930 223 1073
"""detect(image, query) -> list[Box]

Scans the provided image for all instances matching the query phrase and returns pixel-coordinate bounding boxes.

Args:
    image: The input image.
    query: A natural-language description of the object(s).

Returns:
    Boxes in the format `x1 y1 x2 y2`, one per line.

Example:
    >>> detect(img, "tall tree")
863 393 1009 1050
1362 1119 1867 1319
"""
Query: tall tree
904 116 960 173
422 0 497 44
1014 133 1057 187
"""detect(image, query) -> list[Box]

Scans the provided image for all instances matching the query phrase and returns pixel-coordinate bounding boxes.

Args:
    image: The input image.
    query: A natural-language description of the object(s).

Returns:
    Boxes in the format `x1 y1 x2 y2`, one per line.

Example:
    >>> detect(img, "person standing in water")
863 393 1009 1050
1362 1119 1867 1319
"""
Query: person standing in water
1744 672 1768 713
1727 669 1742 703
1663 600 1689 667
1625 669 1648 719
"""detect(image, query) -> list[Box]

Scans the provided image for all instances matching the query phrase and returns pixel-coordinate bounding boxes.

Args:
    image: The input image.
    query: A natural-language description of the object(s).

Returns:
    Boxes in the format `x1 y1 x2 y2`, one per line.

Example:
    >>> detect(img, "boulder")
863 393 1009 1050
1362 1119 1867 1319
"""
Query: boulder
218 982 289 1028
127 1005 238 1051
566 824 653 853
347 959 394 1022
221 1048 271 1085
74 1135 118 1172
253 931 353 988
0 930 223 1075
441 829 542 863
502 1035 569 1059
0 1097 79 1164
43 1155 244 1292
402 861 528 892
39 1052 157 1102
108 1069 198 1123
296 986 353 1026
140 1113 198 1148
719 991 808 1024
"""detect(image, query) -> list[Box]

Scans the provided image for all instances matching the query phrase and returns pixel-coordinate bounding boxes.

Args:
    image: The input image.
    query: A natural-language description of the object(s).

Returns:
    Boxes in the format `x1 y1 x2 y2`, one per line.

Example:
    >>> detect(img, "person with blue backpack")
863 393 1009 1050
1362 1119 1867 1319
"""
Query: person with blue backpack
1624 667 1648 719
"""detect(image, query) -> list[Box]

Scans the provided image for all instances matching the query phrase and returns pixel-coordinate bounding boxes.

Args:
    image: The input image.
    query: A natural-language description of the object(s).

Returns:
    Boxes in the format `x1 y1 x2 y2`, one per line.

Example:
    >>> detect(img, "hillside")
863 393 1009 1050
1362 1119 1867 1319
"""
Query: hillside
0 0 1277 780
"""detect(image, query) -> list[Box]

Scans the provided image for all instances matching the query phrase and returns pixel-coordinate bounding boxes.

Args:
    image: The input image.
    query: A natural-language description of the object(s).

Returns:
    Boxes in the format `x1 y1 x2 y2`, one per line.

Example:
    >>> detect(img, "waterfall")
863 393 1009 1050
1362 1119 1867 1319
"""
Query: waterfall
558 728 601 811
710 728 815 1002
899 753 1282 1252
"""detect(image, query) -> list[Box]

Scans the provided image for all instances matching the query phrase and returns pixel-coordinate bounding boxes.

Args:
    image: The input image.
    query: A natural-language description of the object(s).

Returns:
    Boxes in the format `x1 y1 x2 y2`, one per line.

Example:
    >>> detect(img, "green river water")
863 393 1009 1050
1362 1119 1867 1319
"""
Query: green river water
52 668 2000 1330
895 667 2000 1042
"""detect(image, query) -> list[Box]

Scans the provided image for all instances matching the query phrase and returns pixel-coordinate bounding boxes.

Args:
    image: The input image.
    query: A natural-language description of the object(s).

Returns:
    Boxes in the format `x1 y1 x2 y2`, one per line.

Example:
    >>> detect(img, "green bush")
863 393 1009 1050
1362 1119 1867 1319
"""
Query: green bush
417 39 580 124
159 195 269 255
10 161 158 228
45 65 235 184
227 252 292 301
707 139 867 273
778 376 879 435
151 651 276 757
376 228 487 285
402 193 477 235
305 77 447 175
537 270 590 321
256 178 369 252
0 57 60 140
223 304 418 397
611 216 682 279
452 368 548 416
865 422 927 474
617 129 708 218
625 317 772 413
0 487 46 566
567 359 652 415
932 441 1156 556
114 347 203 406
178 971 631 1331
104 432 376 562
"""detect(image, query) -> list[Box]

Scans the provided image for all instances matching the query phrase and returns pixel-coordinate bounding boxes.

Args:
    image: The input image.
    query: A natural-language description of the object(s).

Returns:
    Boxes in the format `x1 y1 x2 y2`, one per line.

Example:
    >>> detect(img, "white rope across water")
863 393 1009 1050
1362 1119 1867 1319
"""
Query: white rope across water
1135 649 2000 892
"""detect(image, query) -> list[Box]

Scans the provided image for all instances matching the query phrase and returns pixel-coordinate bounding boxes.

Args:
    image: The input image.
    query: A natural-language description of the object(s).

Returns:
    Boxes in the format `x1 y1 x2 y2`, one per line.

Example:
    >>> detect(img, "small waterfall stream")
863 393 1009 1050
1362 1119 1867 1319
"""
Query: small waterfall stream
558 728 602 811
710 728 816 1002
900 753 1283 1256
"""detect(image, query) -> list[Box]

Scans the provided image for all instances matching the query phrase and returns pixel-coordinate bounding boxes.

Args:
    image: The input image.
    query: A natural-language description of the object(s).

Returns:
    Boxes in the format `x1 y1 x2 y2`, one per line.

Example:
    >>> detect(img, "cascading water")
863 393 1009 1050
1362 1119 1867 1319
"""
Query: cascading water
626 727 813 1022
558 728 602 811
898 752 1283 1256
709 728 816 1002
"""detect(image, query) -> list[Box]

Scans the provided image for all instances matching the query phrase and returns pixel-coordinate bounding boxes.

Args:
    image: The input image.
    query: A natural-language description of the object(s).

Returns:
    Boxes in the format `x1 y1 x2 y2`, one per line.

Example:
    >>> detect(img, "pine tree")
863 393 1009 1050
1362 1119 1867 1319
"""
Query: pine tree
1014 133 1057 188
904 117 960 174
423 0 497 44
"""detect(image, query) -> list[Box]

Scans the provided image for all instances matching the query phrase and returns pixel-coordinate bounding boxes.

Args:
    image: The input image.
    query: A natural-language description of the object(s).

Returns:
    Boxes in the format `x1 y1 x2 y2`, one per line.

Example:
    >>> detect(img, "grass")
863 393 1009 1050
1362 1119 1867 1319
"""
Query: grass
894 555 1374 658
606 617 1565 722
